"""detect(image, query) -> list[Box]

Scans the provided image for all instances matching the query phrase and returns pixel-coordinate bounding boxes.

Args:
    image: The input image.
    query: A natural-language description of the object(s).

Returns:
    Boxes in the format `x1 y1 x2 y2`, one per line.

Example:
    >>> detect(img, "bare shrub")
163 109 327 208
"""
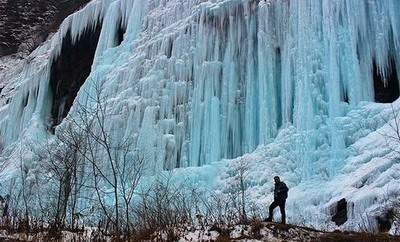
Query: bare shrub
380 103 400 155
34 128 87 233
133 174 196 237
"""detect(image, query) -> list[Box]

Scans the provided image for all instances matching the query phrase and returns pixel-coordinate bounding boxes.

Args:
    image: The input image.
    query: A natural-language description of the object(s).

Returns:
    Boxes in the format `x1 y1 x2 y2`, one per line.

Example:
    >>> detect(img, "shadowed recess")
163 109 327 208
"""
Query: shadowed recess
116 18 126 46
374 58 400 103
49 24 102 128
331 198 347 226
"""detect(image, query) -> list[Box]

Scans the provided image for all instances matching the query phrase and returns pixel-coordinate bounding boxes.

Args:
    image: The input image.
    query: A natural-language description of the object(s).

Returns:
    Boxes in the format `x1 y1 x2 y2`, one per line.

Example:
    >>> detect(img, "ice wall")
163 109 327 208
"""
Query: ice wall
1 0 400 176
0 0 112 145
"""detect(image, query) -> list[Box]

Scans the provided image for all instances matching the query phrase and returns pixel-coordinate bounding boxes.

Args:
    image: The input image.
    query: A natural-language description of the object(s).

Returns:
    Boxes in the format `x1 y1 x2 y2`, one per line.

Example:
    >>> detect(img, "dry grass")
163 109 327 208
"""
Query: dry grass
215 234 231 242
250 219 264 239
320 231 398 242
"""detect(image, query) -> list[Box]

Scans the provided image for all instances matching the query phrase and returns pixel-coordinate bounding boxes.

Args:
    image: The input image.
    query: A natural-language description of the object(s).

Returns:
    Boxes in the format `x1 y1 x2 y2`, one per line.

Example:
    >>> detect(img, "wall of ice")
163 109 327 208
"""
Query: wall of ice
0 0 111 146
1 0 400 176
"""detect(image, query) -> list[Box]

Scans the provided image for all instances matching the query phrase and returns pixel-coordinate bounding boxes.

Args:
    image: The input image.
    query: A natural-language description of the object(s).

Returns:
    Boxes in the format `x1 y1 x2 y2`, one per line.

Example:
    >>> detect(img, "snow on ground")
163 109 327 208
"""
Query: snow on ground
0 222 397 241
174 222 398 241
0 227 111 242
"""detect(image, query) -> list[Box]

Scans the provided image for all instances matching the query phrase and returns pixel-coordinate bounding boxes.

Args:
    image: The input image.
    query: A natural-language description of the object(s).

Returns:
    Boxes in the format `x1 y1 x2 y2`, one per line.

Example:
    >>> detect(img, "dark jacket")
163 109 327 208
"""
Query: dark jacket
274 181 289 201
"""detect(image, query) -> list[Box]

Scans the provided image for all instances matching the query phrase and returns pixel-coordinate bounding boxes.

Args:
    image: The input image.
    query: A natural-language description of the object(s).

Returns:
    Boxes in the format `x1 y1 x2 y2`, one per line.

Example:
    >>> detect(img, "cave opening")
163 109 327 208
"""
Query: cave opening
331 198 347 226
373 58 399 103
49 24 102 129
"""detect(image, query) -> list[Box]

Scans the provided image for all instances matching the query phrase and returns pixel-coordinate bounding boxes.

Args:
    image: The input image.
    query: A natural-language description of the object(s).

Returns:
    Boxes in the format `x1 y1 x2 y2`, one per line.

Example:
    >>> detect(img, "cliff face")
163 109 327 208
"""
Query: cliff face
0 0 91 57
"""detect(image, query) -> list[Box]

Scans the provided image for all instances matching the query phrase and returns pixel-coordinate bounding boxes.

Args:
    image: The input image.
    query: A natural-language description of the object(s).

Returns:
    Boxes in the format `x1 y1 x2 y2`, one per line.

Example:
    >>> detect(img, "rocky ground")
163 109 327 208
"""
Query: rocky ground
170 221 400 242
0 221 397 241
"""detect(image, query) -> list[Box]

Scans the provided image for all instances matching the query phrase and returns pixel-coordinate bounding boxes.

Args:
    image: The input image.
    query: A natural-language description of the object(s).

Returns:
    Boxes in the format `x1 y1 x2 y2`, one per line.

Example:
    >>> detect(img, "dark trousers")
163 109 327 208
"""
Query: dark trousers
268 199 286 224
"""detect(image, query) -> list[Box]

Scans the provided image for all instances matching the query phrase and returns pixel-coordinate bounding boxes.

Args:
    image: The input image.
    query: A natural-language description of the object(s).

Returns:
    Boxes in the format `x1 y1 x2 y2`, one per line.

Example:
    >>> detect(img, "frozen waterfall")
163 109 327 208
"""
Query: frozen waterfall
1 0 400 176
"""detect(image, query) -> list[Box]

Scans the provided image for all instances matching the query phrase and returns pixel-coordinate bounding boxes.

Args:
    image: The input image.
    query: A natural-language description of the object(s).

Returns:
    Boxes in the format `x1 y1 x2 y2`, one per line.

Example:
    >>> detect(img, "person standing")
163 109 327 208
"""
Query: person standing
266 176 289 224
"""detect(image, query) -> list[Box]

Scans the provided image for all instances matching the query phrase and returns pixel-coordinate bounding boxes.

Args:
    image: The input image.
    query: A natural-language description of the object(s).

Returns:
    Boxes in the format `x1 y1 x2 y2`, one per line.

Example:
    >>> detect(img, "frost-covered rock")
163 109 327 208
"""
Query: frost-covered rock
0 0 90 57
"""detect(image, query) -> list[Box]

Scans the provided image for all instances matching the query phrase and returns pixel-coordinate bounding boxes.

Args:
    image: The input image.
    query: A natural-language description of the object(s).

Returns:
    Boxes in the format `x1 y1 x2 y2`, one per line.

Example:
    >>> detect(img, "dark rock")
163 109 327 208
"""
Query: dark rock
0 0 91 57
209 223 222 233
376 209 394 233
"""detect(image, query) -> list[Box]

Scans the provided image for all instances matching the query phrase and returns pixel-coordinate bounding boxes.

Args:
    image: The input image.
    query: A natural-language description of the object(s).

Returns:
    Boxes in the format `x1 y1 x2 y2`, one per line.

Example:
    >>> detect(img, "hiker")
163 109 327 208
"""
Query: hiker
266 176 289 224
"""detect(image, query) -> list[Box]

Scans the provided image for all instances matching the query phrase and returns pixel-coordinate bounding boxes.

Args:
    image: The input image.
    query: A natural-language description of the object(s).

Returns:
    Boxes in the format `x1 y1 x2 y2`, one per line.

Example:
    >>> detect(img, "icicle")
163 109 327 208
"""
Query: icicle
2 0 400 176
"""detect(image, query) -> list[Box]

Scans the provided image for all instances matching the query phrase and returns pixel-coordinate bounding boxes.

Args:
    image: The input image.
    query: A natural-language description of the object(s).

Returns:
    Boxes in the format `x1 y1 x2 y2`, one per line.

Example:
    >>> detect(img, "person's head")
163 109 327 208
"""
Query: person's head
274 176 280 183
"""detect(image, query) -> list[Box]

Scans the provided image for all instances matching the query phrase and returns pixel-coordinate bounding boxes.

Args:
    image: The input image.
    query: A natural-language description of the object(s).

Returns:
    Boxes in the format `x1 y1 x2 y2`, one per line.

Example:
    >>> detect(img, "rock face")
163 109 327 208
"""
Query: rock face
0 0 90 57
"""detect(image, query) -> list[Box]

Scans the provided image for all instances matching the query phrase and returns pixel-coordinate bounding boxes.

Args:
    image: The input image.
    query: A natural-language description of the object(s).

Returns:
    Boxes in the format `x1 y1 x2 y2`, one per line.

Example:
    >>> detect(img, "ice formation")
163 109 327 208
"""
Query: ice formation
0 0 400 232
2 0 400 172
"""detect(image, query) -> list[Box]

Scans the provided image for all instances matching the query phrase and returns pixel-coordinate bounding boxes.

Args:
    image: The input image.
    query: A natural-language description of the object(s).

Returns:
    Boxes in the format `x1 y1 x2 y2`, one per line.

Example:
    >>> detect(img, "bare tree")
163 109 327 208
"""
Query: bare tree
378 104 400 233
18 149 31 233
230 157 250 222
34 124 88 233
380 104 400 155
61 82 146 236
118 150 146 234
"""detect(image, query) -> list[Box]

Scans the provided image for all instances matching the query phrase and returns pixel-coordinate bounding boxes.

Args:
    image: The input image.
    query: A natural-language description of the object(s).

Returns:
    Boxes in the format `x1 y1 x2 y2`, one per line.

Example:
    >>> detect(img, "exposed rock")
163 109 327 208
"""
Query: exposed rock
377 209 395 233
0 0 91 57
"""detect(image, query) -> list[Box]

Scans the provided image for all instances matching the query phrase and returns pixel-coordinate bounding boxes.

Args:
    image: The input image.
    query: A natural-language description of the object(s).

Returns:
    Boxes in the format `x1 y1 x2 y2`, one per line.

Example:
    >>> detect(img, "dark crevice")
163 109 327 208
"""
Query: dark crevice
373 58 399 103
116 19 126 46
275 47 282 129
166 38 173 58
22 92 29 108
339 59 349 104
50 24 102 129
377 209 394 232
331 198 347 226
342 91 349 104
35 87 39 99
